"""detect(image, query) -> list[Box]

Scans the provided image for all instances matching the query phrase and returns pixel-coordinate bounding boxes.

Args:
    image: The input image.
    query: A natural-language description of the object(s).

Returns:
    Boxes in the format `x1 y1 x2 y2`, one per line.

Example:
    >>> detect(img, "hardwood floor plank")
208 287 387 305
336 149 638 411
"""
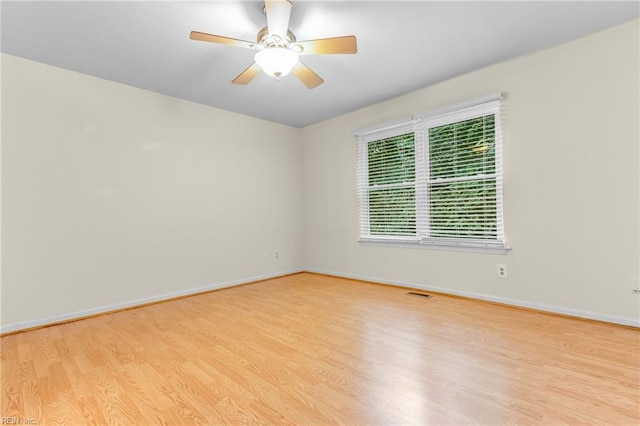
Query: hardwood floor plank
1 335 25 419
2 273 638 424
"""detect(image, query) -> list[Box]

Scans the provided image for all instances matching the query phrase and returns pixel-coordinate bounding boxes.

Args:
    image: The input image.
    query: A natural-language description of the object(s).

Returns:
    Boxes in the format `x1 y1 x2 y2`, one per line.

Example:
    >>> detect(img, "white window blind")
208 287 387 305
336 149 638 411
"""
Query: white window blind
355 94 505 251
356 121 417 240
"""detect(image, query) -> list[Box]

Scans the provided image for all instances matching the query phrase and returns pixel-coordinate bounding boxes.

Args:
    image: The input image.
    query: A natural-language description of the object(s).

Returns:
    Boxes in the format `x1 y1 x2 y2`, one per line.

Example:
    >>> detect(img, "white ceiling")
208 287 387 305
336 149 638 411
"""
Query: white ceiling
2 1 638 128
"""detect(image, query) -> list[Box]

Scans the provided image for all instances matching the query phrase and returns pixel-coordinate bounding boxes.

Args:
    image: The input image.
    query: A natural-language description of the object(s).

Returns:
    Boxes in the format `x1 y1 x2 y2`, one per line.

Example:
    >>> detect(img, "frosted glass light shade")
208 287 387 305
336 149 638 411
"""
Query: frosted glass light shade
255 48 298 78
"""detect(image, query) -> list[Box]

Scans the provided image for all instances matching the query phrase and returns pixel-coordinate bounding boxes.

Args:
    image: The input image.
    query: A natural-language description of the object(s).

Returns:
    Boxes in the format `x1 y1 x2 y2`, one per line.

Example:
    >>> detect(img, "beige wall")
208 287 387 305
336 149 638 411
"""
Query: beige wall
2 19 638 331
302 19 640 325
1 54 303 330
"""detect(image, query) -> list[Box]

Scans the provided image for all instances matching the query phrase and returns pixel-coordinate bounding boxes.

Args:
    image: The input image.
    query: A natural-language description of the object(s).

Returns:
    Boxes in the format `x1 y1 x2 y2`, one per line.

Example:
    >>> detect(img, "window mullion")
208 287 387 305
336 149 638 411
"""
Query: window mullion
427 173 497 185
415 119 429 239
368 182 415 191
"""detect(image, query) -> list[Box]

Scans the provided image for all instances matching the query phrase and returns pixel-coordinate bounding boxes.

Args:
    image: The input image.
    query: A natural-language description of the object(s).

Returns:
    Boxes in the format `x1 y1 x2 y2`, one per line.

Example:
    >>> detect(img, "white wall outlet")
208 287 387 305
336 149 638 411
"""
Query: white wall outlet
275 251 279 260
497 264 508 279
632 289 640 295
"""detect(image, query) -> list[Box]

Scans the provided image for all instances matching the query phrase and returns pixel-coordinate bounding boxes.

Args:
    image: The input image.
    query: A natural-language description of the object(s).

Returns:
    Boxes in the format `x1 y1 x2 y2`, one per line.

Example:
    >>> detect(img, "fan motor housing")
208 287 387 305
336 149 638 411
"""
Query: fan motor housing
257 26 296 48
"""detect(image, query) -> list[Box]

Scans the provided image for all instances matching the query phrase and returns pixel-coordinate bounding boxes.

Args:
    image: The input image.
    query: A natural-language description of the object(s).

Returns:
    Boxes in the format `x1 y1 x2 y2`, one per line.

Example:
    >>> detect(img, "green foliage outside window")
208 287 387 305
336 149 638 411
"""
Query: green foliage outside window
367 134 415 235
429 115 497 239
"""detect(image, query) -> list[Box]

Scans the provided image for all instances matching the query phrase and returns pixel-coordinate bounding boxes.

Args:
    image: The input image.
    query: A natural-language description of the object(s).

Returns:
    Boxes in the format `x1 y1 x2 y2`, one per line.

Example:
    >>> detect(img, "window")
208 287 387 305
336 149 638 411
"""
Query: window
366 132 416 237
356 94 505 252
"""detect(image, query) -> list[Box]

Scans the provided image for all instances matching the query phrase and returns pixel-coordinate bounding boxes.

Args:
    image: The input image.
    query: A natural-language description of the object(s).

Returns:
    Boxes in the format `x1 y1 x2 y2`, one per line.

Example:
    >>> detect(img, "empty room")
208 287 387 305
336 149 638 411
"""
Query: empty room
1 1 639 424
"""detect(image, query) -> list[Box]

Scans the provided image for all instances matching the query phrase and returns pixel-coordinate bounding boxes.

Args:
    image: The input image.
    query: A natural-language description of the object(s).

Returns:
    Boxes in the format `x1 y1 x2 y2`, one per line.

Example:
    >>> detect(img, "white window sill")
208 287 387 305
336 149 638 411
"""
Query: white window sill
358 238 511 255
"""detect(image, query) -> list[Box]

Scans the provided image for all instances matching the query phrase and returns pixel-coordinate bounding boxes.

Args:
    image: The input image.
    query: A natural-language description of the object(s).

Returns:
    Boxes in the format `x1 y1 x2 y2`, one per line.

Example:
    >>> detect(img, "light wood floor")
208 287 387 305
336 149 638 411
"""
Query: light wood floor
2 273 639 425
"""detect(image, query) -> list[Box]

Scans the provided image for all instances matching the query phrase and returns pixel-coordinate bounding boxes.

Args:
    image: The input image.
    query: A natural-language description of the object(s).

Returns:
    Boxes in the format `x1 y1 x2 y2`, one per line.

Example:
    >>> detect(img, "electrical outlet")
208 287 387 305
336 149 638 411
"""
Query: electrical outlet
275 251 279 260
497 264 508 279
632 289 640 295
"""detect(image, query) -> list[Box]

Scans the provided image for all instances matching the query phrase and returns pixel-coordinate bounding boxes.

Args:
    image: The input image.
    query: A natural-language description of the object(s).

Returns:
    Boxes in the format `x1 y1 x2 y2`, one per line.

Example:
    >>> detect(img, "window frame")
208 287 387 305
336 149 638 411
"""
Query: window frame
355 94 508 254
357 120 418 242
365 132 417 238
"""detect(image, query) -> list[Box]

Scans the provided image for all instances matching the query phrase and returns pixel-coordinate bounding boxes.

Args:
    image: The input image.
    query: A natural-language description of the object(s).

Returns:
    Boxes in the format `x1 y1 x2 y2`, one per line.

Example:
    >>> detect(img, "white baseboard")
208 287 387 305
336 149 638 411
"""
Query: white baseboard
3 268 637 333
0 269 303 334
305 268 640 328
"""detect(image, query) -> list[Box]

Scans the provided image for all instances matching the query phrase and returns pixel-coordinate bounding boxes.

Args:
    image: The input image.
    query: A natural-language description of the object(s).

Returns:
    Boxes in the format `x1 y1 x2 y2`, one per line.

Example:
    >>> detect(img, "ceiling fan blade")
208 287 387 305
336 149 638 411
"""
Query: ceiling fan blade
292 62 324 89
232 63 262 85
296 36 358 55
265 0 292 39
190 31 256 49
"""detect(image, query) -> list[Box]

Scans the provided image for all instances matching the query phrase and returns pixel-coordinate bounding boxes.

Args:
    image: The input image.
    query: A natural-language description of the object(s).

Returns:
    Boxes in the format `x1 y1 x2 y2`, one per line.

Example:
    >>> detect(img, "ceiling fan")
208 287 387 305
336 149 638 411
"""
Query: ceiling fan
190 0 357 89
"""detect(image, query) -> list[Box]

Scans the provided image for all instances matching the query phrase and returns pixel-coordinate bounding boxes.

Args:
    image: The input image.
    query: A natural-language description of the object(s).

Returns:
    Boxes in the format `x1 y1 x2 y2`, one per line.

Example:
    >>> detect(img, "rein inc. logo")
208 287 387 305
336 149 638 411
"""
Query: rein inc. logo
1 418 35 425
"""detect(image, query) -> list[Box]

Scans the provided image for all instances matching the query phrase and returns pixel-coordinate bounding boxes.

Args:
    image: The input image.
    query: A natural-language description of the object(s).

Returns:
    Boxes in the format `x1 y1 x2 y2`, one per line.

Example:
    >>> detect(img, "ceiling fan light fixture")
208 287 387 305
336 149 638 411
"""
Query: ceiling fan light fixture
255 48 299 78
190 0 357 89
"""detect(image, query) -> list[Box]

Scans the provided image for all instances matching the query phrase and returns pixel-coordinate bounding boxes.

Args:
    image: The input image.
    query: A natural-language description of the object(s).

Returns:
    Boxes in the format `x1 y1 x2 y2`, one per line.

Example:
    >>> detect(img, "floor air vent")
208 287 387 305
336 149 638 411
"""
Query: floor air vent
406 292 433 299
